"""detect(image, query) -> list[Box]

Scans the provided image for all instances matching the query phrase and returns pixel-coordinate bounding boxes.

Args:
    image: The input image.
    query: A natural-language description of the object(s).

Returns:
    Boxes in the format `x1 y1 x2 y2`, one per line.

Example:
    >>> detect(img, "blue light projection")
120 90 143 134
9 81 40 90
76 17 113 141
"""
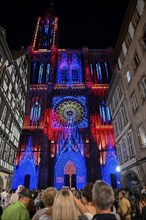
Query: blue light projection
95 61 110 84
102 146 122 188
30 101 41 126
38 62 44 84
52 96 88 128
90 63 94 82
12 137 39 189
38 18 54 49
46 63 50 83
56 52 82 85
54 150 86 189
57 126 85 158
99 101 111 125
104 62 109 82
106 106 111 124
32 61 51 84
96 63 102 83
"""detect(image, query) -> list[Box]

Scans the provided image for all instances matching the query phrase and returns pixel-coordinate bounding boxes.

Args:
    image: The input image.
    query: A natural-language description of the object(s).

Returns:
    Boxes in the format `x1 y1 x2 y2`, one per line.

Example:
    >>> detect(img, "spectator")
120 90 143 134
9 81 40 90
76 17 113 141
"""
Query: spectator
117 190 131 220
1 187 34 220
92 180 117 220
9 185 24 204
81 183 96 215
2 189 13 209
44 188 93 220
32 187 57 220
138 193 146 219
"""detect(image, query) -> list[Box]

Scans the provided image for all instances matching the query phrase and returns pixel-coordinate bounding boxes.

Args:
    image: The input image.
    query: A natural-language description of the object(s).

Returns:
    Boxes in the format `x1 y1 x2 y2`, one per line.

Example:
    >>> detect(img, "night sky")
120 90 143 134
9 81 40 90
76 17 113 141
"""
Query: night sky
0 0 129 51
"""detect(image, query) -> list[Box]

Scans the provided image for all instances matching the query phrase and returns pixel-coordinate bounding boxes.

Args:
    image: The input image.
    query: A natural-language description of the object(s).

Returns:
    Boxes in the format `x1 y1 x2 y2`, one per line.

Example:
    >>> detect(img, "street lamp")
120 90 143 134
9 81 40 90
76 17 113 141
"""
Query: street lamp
116 166 121 172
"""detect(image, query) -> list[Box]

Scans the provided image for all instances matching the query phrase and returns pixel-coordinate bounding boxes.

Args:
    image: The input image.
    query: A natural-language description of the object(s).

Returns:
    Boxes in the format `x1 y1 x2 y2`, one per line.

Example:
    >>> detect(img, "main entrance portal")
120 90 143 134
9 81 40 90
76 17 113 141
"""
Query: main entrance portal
54 151 86 189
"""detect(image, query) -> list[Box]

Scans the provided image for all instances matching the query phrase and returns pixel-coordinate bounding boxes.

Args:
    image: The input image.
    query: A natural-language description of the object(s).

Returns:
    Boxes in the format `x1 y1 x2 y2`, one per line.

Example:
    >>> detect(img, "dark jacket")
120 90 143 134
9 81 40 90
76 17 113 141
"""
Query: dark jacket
92 213 117 220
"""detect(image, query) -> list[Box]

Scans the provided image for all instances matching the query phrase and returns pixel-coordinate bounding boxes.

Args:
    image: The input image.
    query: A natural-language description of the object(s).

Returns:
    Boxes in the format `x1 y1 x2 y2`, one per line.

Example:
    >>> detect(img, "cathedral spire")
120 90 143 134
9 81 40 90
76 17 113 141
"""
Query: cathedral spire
45 0 56 17
31 0 58 51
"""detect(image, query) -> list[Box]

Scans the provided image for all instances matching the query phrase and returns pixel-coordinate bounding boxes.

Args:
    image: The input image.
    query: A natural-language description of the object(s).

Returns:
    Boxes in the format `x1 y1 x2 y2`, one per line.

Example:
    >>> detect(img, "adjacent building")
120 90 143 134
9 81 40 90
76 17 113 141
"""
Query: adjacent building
106 0 146 193
0 26 30 190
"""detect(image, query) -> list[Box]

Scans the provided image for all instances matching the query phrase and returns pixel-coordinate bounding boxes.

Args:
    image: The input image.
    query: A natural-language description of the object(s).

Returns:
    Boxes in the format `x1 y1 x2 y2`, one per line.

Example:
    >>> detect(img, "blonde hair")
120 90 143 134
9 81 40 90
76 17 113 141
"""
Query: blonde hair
41 187 57 207
52 189 80 220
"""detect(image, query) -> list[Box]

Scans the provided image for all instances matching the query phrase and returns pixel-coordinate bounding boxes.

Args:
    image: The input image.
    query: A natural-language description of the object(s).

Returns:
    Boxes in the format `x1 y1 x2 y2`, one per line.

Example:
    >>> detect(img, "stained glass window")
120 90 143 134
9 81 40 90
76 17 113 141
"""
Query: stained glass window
30 101 41 126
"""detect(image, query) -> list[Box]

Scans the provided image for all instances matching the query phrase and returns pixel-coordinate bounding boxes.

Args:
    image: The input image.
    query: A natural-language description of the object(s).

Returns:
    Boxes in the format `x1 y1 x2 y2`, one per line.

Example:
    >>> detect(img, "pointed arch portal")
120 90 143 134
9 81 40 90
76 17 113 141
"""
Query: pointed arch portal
54 151 86 189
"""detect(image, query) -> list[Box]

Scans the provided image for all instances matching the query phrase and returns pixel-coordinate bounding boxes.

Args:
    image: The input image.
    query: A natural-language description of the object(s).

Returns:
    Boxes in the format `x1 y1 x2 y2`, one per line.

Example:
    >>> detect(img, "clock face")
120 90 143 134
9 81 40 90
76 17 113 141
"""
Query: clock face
52 96 88 128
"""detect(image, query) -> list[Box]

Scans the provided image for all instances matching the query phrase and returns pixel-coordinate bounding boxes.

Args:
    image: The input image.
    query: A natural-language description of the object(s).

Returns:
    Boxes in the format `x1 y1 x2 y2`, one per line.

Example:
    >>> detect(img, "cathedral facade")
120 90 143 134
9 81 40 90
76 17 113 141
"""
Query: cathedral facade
12 4 121 190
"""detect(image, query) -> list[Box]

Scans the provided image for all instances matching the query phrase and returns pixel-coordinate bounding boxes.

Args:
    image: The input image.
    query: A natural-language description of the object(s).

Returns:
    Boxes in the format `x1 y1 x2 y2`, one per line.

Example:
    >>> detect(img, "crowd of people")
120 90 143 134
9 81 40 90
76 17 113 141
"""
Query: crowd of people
0 181 146 220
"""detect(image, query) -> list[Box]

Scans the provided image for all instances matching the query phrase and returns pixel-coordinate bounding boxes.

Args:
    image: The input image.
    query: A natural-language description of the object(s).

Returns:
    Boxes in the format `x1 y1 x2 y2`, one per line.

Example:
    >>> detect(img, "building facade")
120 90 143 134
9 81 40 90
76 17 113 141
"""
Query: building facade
106 0 146 193
12 3 121 190
0 26 30 190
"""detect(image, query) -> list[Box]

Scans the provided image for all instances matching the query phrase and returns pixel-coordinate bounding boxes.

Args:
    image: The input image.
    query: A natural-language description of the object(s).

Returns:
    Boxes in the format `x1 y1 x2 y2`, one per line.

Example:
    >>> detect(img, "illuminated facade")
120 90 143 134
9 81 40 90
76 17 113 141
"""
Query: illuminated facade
12 3 121 189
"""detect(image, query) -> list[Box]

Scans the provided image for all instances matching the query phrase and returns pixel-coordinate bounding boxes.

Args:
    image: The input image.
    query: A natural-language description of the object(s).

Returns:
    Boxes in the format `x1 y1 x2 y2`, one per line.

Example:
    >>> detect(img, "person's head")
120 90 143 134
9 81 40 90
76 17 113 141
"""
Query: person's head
18 187 34 207
52 188 79 220
81 182 93 204
118 190 125 200
41 187 57 207
35 200 45 211
17 185 24 193
140 193 146 203
92 180 114 212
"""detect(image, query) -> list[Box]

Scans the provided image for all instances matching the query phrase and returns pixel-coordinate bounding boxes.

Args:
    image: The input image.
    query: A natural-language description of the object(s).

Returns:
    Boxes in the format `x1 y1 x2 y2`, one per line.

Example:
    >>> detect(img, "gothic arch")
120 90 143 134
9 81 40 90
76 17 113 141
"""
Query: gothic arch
54 151 86 189
102 157 121 188
12 159 38 190
122 170 140 192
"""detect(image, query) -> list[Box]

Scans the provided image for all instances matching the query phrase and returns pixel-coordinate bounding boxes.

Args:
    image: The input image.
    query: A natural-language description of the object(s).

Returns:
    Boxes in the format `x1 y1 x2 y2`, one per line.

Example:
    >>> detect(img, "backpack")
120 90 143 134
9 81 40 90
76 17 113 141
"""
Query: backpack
142 206 146 219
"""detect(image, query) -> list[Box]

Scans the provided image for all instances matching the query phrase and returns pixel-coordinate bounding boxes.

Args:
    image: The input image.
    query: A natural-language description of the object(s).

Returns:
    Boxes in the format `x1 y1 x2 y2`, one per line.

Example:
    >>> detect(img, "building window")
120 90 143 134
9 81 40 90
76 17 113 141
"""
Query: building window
30 100 41 126
4 144 10 162
137 123 146 148
117 144 123 164
1 105 7 123
132 8 140 30
0 138 5 159
110 99 115 114
125 68 132 84
38 62 44 84
125 31 132 48
140 26 146 50
117 84 123 101
113 120 118 136
142 29 146 49
130 92 139 113
113 93 119 108
6 114 11 129
133 52 140 69
9 148 15 164
117 111 123 132
121 103 129 126
119 49 125 65
127 133 134 157
96 63 102 83
140 75 146 99
122 139 128 162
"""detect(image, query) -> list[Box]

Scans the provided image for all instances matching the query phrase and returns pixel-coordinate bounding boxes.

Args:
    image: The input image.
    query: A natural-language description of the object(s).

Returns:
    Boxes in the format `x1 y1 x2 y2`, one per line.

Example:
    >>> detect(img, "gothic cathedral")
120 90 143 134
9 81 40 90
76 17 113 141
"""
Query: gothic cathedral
12 3 121 190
